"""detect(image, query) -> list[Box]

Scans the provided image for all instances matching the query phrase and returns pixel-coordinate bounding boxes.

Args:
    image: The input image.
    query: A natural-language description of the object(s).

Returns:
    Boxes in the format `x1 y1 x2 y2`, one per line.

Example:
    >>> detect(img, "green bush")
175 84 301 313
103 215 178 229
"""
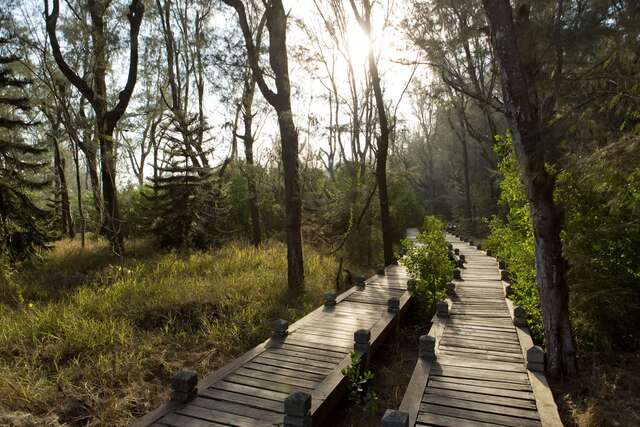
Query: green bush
484 134 542 341
401 216 453 318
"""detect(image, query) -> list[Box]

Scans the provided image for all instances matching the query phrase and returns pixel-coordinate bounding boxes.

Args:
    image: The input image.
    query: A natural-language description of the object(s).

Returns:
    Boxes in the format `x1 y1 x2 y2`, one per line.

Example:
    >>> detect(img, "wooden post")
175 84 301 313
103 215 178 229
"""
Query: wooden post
445 282 456 297
454 248 460 255
354 328 371 367
527 345 545 372
513 305 528 327
500 269 510 282
170 371 197 403
453 268 462 280
499 259 506 270
436 300 449 318
284 391 312 427
419 334 436 359
272 319 289 340
377 267 386 276
387 297 400 313
382 409 410 427
323 292 336 308
356 276 366 290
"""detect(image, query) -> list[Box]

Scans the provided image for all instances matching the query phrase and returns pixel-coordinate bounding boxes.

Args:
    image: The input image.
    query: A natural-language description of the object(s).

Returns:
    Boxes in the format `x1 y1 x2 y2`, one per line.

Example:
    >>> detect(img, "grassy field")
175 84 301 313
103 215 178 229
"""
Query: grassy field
0 239 337 426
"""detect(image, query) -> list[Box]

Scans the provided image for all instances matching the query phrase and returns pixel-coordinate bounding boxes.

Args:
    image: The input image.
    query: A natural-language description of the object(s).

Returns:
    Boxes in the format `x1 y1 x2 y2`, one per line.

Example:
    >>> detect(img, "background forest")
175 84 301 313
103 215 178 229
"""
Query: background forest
0 0 639 425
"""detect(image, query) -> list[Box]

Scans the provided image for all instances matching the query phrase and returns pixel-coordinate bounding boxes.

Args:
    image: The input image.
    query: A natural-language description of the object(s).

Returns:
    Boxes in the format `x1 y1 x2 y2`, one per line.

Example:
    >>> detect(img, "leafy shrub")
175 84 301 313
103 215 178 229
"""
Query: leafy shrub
484 134 542 341
401 216 453 318
341 352 378 414
558 136 640 351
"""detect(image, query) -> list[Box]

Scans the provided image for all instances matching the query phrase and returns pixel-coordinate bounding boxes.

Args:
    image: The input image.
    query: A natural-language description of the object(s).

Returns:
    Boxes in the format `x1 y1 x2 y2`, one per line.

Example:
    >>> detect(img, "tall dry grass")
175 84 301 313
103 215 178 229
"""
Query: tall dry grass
0 239 336 426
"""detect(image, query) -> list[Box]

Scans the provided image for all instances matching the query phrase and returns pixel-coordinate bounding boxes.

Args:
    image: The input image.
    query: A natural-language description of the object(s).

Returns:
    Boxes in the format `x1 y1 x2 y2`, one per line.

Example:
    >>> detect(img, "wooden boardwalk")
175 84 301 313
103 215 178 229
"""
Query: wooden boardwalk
394 234 563 427
133 229 418 427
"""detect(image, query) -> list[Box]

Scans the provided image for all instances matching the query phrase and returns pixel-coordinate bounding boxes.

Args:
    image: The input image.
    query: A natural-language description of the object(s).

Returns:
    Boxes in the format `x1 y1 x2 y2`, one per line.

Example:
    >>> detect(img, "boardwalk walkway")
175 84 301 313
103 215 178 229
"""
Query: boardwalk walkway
395 234 562 427
133 229 419 427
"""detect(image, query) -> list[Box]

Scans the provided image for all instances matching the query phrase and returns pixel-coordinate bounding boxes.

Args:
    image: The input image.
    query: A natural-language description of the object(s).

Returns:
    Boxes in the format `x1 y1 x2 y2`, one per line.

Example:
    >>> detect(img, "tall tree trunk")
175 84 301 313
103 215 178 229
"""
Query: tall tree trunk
482 0 576 378
45 0 144 255
52 134 74 238
223 0 304 291
242 72 262 246
350 0 393 266
71 137 85 247
461 137 473 223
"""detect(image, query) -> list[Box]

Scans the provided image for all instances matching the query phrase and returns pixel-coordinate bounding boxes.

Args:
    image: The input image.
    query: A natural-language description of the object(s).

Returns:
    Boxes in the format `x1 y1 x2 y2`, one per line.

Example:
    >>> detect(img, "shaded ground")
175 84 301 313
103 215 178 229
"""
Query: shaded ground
552 352 640 427
335 309 427 426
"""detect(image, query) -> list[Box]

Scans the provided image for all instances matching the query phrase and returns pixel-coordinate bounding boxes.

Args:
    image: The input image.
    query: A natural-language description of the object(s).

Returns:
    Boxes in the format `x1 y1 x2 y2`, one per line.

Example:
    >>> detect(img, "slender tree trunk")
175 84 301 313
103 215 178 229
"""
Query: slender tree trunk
461 137 473 223
98 126 123 255
242 73 262 246
223 0 304 290
52 135 74 238
482 0 576 378
71 138 85 247
350 0 393 265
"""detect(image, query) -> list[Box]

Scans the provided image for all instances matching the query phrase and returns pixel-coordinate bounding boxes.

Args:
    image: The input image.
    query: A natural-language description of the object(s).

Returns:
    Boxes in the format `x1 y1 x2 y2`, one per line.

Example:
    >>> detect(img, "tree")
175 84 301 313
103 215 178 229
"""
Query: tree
349 0 393 265
222 0 304 291
44 0 145 255
0 23 51 259
481 0 576 378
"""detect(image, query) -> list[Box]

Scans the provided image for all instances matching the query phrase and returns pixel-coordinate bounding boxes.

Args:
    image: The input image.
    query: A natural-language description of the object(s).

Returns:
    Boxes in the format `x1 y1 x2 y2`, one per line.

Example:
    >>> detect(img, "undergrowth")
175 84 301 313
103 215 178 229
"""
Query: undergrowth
0 239 336 426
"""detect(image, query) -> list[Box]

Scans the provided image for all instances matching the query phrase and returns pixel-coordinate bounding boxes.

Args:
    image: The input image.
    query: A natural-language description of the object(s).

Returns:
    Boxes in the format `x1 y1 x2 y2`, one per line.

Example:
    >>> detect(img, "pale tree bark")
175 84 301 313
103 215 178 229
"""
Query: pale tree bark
48 111 74 238
45 0 145 255
223 0 304 291
349 0 393 266
482 0 576 379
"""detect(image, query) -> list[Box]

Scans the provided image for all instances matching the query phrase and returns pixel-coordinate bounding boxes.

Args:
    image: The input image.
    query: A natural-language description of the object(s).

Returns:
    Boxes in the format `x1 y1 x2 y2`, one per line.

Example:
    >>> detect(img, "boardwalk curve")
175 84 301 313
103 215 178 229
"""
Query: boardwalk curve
394 234 562 427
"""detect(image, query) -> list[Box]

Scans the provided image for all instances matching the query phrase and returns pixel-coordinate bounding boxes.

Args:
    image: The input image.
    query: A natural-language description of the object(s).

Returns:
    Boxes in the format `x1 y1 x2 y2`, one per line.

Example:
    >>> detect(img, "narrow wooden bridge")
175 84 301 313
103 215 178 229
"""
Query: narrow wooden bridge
386 234 562 427
133 229 419 426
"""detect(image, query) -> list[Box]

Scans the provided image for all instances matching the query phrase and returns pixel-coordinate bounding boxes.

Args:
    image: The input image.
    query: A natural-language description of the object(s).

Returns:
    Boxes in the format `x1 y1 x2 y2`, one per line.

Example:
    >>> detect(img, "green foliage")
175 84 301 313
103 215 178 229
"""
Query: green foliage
0 240 336 424
0 26 52 260
485 134 542 341
341 351 378 414
557 136 640 351
401 216 453 317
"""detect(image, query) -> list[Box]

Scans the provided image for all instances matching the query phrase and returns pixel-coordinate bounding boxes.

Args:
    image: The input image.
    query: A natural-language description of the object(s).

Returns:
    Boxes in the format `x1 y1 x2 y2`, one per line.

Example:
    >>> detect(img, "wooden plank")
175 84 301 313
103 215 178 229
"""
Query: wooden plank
189 397 281 424
176 404 264 427
267 347 344 364
436 355 526 373
225 373 312 394
420 403 541 427
252 355 333 376
233 367 319 389
429 374 532 391
430 364 530 384
158 413 225 427
259 350 337 370
416 411 502 427
424 387 537 410
208 381 290 402
199 388 283 413
243 361 325 382
428 379 534 400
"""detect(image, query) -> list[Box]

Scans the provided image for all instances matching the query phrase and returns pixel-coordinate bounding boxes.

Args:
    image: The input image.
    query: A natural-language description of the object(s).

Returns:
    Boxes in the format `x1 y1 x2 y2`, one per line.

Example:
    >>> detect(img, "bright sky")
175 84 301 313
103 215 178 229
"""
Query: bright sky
16 0 428 185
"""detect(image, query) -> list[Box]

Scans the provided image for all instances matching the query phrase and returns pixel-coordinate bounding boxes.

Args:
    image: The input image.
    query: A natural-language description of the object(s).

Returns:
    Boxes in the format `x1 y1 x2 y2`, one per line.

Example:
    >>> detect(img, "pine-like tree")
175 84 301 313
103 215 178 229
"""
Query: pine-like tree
0 16 51 259
148 114 229 249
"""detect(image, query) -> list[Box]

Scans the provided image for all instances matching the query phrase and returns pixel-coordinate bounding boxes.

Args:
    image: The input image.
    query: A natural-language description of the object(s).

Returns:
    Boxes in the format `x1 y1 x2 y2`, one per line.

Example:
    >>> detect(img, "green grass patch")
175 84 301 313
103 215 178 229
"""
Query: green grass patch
0 239 336 425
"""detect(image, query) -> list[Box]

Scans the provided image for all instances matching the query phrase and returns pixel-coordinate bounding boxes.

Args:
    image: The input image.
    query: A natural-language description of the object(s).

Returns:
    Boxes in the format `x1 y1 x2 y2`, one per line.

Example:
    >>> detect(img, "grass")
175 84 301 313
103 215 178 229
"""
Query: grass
0 238 336 426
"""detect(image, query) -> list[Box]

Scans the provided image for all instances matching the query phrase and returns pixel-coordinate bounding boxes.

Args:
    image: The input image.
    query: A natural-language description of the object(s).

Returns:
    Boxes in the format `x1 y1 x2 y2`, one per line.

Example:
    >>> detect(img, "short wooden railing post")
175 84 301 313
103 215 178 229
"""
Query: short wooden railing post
513 305 528 327
419 334 436 360
284 391 312 427
323 292 336 308
382 409 409 427
271 319 289 340
527 345 545 372
354 328 371 367
454 248 460 255
436 300 449 318
355 276 366 290
170 371 197 403
453 268 462 280
445 282 456 297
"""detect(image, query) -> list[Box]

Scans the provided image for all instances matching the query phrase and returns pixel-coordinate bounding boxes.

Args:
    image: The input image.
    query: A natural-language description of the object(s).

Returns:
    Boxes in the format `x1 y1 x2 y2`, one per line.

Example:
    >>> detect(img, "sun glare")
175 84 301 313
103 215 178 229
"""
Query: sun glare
346 24 371 71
